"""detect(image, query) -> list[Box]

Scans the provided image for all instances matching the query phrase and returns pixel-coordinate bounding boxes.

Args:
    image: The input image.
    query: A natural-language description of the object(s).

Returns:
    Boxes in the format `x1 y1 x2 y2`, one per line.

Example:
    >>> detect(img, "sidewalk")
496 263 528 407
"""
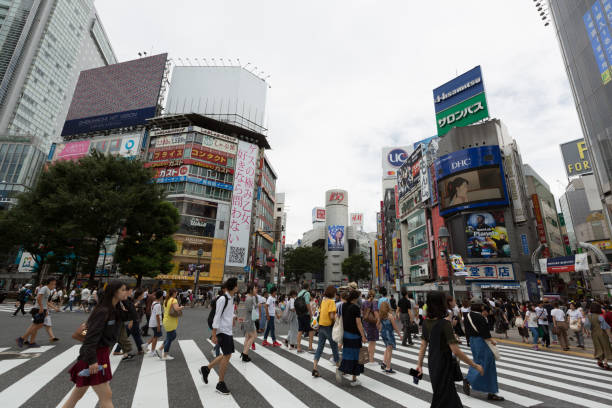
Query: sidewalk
489 326 594 359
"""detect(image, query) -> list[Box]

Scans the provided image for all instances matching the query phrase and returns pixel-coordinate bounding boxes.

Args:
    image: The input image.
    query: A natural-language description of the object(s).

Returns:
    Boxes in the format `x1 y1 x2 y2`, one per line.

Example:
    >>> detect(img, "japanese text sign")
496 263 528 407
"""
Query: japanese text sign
465 264 515 281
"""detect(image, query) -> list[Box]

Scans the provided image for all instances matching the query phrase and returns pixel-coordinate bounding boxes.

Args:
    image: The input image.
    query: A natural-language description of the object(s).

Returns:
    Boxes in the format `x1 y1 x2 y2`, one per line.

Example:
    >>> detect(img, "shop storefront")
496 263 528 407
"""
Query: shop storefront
464 263 523 301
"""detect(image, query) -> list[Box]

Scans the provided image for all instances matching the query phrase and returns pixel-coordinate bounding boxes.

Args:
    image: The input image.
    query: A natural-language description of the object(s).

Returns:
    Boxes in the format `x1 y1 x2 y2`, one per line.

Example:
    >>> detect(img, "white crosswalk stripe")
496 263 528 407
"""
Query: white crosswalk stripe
0 304 33 313
0 335 609 408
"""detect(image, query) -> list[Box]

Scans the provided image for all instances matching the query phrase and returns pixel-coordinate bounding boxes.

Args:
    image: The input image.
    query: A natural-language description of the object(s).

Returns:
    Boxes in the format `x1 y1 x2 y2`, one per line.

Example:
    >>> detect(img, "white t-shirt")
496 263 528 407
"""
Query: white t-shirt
149 301 162 328
551 308 566 322
460 306 471 313
69 290 76 301
535 307 548 325
81 288 90 301
526 310 539 328
453 305 460 316
288 298 295 311
568 309 582 322
267 296 277 317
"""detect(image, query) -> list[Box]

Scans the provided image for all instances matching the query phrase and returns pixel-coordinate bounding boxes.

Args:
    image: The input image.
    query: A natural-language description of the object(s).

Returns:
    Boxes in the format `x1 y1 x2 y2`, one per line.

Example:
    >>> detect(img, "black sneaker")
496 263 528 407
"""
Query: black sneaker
16 337 24 348
462 379 471 396
199 366 210 384
241 353 252 362
216 381 230 395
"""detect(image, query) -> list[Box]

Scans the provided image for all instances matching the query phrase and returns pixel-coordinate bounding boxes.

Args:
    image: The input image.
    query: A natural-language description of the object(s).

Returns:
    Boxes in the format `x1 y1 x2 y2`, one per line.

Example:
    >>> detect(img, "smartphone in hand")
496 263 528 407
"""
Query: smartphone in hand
409 368 423 384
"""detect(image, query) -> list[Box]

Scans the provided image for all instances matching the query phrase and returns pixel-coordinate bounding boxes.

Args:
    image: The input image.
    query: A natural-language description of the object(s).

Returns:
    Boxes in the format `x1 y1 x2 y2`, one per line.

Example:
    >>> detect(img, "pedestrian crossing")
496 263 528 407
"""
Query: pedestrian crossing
0 304 33 314
0 333 610 408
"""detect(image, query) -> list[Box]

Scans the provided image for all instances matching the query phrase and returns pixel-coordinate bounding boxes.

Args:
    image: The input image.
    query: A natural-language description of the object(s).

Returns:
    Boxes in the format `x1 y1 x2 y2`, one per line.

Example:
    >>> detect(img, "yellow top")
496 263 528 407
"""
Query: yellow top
318 298 337 327
163 297 179 332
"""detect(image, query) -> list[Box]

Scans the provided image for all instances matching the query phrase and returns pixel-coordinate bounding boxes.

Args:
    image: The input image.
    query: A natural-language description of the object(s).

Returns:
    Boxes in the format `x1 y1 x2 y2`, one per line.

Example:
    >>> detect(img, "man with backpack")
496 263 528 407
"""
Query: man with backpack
295 282 315 353
13 285 31 316
200 277 238 396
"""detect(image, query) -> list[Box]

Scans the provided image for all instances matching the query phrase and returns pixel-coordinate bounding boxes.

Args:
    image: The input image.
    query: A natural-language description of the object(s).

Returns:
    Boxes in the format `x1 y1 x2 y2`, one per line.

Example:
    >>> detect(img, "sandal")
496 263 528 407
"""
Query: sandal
312 369 320 378
597 360 604 368
603 363 611 371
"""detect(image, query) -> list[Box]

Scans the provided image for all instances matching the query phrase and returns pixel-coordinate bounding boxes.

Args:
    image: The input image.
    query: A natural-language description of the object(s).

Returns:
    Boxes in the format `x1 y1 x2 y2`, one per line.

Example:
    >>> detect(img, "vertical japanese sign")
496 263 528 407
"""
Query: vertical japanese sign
225 141 258 267
584 1 612 84
531 194 550 258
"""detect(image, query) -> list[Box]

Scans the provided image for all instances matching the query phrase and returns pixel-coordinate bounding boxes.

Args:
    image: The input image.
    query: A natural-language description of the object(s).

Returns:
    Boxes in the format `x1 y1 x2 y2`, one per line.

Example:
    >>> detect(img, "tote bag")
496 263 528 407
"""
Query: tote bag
332 304 344 343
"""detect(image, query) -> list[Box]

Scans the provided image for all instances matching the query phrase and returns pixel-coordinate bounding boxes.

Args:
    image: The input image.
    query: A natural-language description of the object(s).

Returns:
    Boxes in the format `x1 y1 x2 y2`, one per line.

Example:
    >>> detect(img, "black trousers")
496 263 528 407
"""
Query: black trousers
13 300 26 315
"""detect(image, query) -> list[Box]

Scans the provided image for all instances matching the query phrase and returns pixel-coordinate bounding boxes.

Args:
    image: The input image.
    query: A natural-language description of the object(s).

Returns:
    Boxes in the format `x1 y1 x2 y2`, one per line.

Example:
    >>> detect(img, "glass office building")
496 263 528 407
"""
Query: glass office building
0 134 46 208
549 0 612 229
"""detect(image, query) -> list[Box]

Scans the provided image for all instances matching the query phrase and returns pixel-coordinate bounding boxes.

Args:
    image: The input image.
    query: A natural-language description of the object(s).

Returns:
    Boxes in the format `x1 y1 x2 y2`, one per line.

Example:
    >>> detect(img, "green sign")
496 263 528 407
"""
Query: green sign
436 92 489 136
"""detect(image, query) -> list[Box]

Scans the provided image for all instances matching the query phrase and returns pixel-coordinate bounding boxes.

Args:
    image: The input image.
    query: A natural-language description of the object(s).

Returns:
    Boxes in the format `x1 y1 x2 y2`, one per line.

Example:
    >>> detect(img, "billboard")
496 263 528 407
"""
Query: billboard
327 225 345 251
350 213 364 230
465 264 515 281
465 211 510 258
435 146 509 216
55 140 91 161
433 66 489 136
225 141 258 267
560 138 593 177
583 3 612 85
539 254 589 274
62 54 167 136
312 207 326 223
397 145 422 200
382 146 413 180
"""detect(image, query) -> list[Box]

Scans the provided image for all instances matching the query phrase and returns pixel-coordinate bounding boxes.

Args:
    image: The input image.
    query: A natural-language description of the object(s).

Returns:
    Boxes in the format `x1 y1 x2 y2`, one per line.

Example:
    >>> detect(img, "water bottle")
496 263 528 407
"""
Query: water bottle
77 364 108 377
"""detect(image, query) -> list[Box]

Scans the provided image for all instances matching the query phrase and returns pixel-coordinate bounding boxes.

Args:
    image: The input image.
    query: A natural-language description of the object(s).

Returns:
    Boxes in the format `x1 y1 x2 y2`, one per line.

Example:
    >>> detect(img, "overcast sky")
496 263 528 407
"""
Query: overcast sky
97 0 582 244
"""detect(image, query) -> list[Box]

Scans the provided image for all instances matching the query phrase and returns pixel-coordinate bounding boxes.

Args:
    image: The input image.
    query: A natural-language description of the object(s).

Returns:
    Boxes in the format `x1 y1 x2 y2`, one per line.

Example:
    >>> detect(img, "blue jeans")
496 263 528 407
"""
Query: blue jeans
314 325 339 363
164 330 176 353
129 325 144 351
264 317 276 341
63 300 73 311
529 327 539 345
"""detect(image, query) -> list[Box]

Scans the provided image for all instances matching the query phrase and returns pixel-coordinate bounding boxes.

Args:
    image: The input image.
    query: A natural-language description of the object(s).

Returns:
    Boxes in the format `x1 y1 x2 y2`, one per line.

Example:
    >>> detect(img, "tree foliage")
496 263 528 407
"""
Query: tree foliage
283 246 326 282
0 152 179 285
341 253 371 283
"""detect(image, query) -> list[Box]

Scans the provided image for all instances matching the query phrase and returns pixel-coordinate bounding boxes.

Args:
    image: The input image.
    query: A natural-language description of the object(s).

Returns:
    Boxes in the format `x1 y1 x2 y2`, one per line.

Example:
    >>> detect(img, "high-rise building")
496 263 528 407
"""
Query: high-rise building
548 0 612 235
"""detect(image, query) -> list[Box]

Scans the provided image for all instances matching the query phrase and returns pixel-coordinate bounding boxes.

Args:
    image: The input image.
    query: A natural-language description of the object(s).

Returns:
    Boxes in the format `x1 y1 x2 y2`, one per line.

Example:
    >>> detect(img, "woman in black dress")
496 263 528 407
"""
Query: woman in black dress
415 292 483 408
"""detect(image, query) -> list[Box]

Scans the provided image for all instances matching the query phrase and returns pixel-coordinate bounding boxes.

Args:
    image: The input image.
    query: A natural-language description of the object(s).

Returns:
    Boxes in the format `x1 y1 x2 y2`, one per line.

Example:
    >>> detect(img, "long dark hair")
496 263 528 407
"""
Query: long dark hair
89 280 124 323
426 292 448 319
447 177 468 202
165 288 177 308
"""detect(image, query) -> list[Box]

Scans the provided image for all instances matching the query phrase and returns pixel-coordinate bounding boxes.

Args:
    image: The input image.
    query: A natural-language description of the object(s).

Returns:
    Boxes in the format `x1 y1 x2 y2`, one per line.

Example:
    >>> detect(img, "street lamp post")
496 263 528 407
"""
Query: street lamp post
193 248 204 296
438 226 455 299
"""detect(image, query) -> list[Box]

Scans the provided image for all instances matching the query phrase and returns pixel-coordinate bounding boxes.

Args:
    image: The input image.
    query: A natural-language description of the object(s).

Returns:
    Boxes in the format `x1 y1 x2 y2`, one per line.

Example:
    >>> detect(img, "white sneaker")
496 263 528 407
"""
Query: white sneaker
148 351 156 357
350 379 361 387
162 355 174 361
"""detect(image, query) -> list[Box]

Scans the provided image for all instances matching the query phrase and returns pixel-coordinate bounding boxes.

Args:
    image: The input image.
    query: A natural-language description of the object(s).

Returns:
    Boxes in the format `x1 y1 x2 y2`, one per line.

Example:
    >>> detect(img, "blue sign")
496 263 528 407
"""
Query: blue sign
61 106 157 137
433 66 485 114
584 5 612 84
435 145 502 180
521 234 529 255
155 176 233 191
387 148 409 168
47 143 56 161
413 136 438 150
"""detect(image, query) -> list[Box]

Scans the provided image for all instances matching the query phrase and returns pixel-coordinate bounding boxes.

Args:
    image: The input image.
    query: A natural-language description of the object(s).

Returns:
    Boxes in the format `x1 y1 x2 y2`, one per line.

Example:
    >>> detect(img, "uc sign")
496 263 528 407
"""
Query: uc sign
388 149 408 167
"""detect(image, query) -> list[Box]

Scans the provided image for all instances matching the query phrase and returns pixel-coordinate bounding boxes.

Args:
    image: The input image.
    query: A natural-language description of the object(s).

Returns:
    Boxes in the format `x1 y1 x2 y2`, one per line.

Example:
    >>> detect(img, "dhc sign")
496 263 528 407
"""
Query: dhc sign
388 149 408 167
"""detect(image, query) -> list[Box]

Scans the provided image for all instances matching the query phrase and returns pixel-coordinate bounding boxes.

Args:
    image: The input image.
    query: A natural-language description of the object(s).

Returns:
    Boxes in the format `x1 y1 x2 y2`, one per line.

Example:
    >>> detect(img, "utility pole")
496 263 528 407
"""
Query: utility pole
193 248 204 296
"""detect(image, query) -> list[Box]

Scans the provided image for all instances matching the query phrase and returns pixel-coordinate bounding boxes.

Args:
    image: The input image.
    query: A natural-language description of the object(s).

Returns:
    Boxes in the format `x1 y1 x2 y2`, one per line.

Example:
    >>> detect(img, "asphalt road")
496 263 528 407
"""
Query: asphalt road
0 303 610 408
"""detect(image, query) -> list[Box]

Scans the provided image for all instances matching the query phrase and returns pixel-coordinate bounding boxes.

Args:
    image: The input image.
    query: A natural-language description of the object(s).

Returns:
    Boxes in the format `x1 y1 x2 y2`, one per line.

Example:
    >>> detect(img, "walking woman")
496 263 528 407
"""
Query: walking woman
515 306 529 344
312 286 340 377
240 284 258 362
158 288 183 360
415 292 483 408
62 281 128 408
361 290 379 364
286 290 298 349
585 302 612 370
463 299 504 401
525 304 540 350
494 302 509 339
337 289 367 386
568 302 585 349
379 301 402 374
460 300 471 346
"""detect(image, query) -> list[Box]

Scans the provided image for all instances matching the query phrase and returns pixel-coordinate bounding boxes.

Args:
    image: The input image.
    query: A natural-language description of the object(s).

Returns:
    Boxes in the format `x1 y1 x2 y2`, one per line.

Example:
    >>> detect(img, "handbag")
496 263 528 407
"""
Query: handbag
467 313 500 360
251 305 259 321
358 347 369 364
363 302 377 325
569 319 580 331
168 300 182 317
514 316 524 327
72 322 88 342
332 304 344 344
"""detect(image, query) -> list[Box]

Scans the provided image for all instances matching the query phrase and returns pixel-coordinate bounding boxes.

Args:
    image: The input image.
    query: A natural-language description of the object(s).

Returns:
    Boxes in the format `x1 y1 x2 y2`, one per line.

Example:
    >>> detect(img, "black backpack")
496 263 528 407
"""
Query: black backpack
390 297 397 310
207 295 229 329
294 291 309 316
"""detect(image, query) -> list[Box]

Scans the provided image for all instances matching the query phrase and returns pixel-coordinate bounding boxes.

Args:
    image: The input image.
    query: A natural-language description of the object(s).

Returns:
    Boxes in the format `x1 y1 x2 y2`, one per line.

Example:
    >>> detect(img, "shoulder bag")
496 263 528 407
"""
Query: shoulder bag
72 322 88 342
251 298 260 321
358 346 369 364
363 301 377 325
169 299 182 317
332 303 344 344
467 313 500 360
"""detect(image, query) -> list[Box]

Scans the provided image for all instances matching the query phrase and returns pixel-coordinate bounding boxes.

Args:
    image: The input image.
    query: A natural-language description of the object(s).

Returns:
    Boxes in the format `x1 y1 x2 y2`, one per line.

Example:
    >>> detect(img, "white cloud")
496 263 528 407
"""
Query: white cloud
97 0 582 243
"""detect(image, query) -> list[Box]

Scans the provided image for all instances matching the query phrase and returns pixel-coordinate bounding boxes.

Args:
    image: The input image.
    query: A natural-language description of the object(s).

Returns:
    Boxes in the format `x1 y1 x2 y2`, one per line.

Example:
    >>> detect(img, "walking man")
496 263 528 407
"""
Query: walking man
262 287 281 347
296 282 315 353
16 277 56 348
200 277 239 395
535 301 551 348
398 289 414 346
13 285 31 316
63 288 76 312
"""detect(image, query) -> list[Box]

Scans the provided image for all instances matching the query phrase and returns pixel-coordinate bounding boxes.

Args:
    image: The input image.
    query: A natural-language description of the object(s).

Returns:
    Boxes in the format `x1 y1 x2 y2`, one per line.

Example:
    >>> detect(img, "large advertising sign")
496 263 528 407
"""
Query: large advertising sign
327 225 345 251
435 146 509 216
18 251 37 273
153 148 184 161
382 146 412 180
350 213 364 230
560 138 592 177
225 141 258 267
397 145 421 200
504 146 528 223
465 211 510 258
312 207 326 223
465 264 515 281
539 254 589 274
583 1 612 85
433 66 489 136
62 54 167 136
56 140 91 161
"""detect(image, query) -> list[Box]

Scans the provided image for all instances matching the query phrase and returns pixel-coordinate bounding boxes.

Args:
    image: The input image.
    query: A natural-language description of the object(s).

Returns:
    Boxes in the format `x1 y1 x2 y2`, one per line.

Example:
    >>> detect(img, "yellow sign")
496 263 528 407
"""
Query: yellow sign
590 240 612 250
210 239 226 281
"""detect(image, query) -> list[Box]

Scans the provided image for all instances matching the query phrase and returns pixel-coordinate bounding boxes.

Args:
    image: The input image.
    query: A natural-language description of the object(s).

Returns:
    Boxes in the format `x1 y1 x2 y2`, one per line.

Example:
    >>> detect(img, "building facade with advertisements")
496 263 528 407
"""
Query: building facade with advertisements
549 0 612 242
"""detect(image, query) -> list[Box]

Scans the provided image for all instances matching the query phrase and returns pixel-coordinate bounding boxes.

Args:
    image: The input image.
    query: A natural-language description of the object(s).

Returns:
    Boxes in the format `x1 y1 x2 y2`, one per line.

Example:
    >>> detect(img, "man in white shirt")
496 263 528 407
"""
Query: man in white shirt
80 287 91 312
263 287 281 347
200 278 238 396
63 288 76 312
535 301 551 348
551 301 569 351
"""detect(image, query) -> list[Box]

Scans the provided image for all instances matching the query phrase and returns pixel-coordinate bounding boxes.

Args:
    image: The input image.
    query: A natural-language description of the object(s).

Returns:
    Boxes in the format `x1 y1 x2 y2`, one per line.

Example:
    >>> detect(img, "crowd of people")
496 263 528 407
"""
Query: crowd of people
9 276 612 407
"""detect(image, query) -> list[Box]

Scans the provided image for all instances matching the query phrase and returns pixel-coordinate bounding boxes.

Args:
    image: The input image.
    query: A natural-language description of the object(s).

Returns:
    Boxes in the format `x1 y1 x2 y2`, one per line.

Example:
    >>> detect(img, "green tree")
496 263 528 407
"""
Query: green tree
283 246 326 283
341 253 371 283
0 152 178 285
115 200 180 287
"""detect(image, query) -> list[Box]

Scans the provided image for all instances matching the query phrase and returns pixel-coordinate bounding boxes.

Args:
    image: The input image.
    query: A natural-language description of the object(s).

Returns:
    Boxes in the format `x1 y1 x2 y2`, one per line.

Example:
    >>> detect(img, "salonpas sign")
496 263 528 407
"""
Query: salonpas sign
433 66 490 136
436 92 489 136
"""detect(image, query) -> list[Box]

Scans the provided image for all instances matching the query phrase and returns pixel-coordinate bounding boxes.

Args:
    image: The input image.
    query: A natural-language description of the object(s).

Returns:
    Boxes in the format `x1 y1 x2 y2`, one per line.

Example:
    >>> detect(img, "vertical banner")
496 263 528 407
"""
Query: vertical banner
531 194 550 258
226 141 258 267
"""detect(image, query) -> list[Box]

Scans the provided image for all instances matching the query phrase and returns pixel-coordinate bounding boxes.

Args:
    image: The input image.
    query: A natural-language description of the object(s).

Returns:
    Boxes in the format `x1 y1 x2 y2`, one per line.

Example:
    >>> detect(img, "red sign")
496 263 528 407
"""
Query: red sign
317 209 326 220
394 185 400 219
329 191 345 203
154 165 189 178
153 148 184 161
191 147 228 165
532 194 550 258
